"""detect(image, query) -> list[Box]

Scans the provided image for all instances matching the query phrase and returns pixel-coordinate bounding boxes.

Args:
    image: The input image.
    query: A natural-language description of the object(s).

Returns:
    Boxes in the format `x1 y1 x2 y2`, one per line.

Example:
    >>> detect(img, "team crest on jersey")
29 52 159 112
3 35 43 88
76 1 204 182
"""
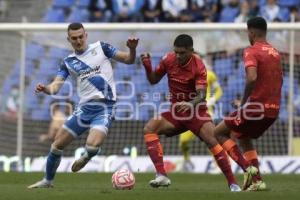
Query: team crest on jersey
72 60 79 64
91 49 97 56
73 63 82 71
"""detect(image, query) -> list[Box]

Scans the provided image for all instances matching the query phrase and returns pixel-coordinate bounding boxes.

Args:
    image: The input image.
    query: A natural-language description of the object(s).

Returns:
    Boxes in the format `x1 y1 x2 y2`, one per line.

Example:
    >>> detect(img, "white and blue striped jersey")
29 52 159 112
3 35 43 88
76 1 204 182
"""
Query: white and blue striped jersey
57 41 117 104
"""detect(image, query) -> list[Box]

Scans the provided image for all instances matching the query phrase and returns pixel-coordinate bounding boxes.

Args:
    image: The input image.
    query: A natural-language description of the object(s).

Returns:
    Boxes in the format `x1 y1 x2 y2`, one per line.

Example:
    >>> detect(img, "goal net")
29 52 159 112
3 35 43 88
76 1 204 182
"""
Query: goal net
0 24 299 171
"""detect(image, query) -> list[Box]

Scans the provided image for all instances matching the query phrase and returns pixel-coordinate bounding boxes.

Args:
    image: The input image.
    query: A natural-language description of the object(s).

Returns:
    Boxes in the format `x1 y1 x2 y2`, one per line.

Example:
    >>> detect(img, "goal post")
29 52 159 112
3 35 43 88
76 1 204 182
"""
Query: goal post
0 22 299 172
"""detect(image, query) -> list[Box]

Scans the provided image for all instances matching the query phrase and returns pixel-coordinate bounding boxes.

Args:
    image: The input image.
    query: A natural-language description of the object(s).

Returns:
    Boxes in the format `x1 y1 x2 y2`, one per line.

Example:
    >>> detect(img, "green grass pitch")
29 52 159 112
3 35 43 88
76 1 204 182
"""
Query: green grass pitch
0 173 299 200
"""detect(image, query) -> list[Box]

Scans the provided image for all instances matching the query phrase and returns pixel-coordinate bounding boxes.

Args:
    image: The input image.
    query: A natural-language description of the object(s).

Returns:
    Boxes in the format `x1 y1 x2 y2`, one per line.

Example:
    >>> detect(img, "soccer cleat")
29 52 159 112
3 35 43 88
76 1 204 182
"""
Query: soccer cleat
247 181 267 191
229 183 242 192
71 156 90 172
149 174 171 188
243 166 258 190
27 179 53 189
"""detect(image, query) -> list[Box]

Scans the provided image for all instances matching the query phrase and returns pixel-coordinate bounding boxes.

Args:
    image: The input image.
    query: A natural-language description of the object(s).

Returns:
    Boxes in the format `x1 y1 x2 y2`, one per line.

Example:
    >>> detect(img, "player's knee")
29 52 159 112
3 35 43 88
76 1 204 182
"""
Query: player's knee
50 144 63 155
143 123 156 135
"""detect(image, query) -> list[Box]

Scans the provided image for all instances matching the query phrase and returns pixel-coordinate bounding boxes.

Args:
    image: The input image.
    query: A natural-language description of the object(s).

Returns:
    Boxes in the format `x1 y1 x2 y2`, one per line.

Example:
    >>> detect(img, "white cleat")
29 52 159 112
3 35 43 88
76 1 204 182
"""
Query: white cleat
27 179 53 189
149 174 171 188
229 183 242 192
71 157 90 172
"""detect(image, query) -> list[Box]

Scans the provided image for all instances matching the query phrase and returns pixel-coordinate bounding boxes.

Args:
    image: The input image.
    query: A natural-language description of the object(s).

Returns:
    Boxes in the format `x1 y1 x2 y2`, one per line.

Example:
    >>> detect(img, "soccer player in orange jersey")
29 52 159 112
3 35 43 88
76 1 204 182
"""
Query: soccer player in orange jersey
214 17 283 191
141 34 241 192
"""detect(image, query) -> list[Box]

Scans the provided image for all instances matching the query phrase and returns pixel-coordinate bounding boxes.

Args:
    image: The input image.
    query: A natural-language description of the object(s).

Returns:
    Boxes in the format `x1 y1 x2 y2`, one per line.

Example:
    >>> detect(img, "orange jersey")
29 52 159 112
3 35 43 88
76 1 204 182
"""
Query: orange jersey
155 52 207 104
243 41 283 118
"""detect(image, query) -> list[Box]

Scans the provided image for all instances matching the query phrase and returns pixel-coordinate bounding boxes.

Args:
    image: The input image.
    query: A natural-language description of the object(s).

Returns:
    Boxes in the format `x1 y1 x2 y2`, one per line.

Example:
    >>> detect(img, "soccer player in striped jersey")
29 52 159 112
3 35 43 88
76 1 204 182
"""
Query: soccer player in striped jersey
28 22 138 188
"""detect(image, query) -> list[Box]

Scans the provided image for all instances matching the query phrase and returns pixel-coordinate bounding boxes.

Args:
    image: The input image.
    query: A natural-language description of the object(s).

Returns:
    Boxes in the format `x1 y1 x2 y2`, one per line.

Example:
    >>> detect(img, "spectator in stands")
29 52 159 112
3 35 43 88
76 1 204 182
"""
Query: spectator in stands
235 0 251 22
162 0 188 22
39 100 73 143
260 0 280 22
248 0 259 18
187 0 204 21
88 0 112 22
0 0 7 20
219 0 240 22
187 0 218 22
1 85 19 119
290 6 300 22
111 0 144 22
198 0 220 22
142 0 163 22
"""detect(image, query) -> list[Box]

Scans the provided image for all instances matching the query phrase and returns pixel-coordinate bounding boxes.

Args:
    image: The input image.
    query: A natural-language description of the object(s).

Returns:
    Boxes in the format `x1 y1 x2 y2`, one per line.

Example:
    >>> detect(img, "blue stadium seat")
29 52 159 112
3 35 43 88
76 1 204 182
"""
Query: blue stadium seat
277 8 291 22
114 63 135 77
48 46 70 59
31 108 50 121
35 58 59 77
277 0 299 7
11 60 35 77
219 6 239 22
259 0 267 6
67 8 90 22
42 8 65 22
213 57 234 79
26 42 45 60
279 106 288 121
237 61 245 74
52 0 75 8
77 0 91 8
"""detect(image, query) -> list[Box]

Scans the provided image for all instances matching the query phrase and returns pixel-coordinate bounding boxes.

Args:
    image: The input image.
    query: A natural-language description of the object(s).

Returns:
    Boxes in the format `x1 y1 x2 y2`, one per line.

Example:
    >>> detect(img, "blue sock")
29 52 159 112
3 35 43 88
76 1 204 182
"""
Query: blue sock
45 146 63 181
83 145 99 159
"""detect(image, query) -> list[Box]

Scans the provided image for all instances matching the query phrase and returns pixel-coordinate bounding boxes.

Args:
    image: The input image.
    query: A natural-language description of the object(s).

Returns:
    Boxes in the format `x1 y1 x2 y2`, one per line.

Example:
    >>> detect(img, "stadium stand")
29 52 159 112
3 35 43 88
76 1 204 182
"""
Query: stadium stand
0 0 300 158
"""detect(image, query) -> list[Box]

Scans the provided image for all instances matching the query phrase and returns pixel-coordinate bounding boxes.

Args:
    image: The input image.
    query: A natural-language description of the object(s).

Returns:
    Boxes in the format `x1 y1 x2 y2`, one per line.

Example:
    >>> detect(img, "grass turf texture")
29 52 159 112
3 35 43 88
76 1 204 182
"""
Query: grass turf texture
0 173 299 200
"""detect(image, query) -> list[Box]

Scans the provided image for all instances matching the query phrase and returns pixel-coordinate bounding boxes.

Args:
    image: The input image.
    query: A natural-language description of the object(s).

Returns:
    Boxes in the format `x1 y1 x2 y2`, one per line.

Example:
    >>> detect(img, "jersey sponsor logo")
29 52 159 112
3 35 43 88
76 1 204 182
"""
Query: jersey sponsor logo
73 63 82 71
262 46 279 57
71 60 79 64
91 49 97 56
264 103 280 109
170 77 189 84
79 65 102 81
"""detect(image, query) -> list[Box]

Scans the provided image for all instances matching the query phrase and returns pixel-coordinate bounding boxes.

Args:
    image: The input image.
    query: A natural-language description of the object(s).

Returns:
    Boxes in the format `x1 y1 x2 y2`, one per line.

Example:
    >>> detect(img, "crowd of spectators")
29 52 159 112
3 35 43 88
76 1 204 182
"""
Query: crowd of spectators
83 0 300 23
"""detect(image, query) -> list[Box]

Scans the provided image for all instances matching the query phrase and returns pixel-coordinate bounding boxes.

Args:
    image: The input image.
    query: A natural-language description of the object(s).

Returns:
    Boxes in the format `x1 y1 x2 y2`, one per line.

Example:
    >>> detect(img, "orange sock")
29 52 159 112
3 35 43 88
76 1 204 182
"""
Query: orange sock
222 139 250 172
210 144 237 186
244 150 262 181
144 133 166 176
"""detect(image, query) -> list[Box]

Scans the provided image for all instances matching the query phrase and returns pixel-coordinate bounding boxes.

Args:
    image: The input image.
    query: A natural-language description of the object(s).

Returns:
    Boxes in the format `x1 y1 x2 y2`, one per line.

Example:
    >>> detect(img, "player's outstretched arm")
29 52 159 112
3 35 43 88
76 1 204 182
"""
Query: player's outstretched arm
113 37 139 64
35 76 65 95
140 53 164 85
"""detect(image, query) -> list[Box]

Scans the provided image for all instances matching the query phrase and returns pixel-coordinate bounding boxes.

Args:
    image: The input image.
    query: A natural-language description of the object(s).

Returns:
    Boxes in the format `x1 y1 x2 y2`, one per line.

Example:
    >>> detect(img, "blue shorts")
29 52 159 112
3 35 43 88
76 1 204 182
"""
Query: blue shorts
63 100 115 137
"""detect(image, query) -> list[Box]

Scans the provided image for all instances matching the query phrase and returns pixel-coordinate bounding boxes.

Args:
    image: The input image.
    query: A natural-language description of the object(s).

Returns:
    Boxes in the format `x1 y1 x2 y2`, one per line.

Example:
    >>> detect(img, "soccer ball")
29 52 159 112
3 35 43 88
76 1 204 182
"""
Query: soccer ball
112 169 135 190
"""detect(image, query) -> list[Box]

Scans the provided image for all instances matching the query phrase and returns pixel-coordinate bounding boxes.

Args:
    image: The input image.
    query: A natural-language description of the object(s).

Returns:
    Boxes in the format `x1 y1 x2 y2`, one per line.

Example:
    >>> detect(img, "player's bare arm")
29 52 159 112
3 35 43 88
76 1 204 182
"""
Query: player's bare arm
140 53 164 84
241 66 257 105
113 37 139 64
176 87 206 113
35 76 65 95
